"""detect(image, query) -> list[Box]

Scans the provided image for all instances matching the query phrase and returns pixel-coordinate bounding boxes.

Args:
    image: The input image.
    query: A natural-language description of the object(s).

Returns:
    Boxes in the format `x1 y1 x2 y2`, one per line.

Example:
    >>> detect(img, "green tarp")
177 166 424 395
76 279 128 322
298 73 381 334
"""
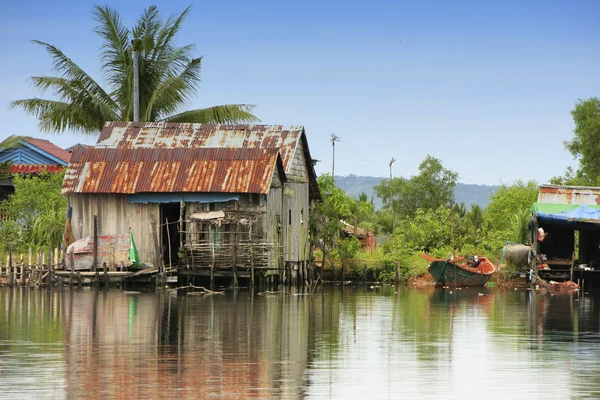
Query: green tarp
129 228 143 269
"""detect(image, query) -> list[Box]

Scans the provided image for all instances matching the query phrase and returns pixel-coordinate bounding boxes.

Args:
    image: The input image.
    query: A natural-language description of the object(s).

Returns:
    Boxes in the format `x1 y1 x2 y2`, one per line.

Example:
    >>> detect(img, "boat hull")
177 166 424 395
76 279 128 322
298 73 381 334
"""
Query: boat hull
428 260 493 287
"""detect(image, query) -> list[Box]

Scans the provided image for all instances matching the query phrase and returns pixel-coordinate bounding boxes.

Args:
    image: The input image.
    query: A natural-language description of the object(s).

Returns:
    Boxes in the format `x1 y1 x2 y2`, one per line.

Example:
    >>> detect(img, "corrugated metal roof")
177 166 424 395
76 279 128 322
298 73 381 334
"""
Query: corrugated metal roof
95 122 304 173
4 164 65 174
538 184 600 205
62 147 282 195
22 138 71 163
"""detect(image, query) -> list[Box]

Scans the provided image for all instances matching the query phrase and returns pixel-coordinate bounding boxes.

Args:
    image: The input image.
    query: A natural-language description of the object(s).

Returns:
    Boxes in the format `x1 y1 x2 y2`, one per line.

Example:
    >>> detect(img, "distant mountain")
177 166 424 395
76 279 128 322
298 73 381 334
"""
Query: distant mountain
334 174 499 209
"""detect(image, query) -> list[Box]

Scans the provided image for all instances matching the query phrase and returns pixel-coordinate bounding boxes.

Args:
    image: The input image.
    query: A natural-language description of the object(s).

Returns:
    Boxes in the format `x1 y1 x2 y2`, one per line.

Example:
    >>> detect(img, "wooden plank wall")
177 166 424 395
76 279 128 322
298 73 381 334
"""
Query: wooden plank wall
69 194 160 266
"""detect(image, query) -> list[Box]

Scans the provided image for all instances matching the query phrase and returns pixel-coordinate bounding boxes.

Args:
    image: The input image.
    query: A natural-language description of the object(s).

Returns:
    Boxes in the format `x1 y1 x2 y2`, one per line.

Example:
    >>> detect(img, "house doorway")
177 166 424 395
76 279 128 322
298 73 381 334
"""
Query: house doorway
161 202 181 267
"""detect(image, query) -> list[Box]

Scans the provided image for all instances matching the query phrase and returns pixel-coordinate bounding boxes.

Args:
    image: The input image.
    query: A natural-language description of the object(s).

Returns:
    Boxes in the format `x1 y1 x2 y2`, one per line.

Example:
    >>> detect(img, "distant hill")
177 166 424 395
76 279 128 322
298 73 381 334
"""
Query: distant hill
334 174 499 209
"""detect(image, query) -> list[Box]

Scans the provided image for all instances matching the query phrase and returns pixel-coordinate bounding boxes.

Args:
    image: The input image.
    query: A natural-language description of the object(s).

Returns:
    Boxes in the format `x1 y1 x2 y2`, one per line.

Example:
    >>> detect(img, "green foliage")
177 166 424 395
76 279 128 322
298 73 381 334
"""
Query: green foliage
561 97 600 184
336 237 361 261
509 207 531 245
312 174 354 260
486 180 537 232
10 5 258 134
374 155 458 222
0 172 67 251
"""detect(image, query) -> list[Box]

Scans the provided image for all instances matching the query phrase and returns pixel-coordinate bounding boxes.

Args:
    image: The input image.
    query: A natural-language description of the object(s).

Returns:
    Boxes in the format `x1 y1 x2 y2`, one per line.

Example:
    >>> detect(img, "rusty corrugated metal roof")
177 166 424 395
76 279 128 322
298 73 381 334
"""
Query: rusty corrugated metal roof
96 122 304 173
62 147 282 195
538 184 600 205
3 164 65 174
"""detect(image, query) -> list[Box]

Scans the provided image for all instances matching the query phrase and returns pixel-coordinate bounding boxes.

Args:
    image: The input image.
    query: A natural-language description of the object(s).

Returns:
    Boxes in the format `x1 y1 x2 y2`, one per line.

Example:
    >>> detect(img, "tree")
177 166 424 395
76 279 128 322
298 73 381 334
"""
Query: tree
0 172 67 250
553 98 600 185
10 5 258 134
486 180 538 232
312 174 353 274
374 155 458 220
350 192 374 236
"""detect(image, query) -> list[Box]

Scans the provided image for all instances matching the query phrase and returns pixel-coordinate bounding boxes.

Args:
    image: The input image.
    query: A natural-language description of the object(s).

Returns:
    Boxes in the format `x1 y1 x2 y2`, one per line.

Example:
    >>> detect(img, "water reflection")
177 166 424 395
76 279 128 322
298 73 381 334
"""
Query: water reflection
0 286 600 399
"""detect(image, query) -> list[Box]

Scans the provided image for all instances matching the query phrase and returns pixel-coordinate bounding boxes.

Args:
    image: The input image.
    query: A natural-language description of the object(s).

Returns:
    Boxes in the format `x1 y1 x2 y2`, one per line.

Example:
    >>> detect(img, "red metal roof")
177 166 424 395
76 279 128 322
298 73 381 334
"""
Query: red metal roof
22 138 71 163
96 122 304 173
7 164 65 174
62 147 282 195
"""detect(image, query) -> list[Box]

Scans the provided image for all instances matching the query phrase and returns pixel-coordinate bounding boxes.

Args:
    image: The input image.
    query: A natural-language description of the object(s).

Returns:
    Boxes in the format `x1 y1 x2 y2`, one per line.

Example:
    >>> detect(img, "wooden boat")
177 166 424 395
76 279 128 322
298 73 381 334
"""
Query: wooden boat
423 255 496 287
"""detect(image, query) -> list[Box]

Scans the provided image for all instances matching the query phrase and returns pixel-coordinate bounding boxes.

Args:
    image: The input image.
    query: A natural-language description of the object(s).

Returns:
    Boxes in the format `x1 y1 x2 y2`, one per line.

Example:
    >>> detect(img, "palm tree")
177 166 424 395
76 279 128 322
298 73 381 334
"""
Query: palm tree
10 5 258 134
351 192 374 236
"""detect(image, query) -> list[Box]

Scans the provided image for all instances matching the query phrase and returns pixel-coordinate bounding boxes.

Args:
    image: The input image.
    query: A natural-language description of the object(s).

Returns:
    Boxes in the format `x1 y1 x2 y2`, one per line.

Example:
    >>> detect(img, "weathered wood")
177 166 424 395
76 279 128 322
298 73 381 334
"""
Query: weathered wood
8 247 14 287
150 214 161 271
232 224 238 288
210 225 215 291
250 225 255 289
47 247 53 286
69 251 74 287
93 215 98 274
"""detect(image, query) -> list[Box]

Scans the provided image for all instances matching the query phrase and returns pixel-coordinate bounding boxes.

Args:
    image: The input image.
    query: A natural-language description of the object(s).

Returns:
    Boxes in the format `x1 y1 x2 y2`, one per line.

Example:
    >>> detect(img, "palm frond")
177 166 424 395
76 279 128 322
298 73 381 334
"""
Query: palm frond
164 104 260 124
144 57 202 121
28 76 118 123
10 98 105 134
31 40 116 110
153 6 192 63
93 5 131 112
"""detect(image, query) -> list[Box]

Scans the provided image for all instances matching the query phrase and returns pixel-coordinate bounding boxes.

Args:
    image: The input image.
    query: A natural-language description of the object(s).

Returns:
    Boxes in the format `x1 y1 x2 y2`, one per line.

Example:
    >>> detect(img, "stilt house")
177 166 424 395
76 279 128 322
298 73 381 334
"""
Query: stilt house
61 122 320 281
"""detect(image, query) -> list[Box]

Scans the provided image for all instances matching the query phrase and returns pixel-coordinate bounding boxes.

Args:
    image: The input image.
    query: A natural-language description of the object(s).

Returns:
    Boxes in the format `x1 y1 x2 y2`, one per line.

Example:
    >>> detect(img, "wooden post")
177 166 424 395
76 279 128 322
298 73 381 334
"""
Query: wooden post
47 247 53 287
210 225 215 291
232 224 238 288
150 214 161 272
20 253 25 286
531 214 539 279
103 262 108 285
69 251 74 287
249 225 255 289
8 246 14 287
93 215 98 284
179 200 184 256
570 250 575 282
166 218 172 269
395 261 401 285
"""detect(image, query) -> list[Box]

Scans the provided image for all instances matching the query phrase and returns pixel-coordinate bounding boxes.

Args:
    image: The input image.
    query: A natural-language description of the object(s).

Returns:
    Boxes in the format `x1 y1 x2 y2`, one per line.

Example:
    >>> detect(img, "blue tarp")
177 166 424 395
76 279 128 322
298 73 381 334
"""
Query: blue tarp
127 193 239 204
536 205 600 223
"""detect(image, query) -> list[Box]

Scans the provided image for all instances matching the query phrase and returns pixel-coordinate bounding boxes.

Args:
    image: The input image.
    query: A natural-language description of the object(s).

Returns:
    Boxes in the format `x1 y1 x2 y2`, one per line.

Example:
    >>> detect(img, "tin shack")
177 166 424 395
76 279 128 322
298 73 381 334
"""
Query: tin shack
61 122 320 286
531 184 600 289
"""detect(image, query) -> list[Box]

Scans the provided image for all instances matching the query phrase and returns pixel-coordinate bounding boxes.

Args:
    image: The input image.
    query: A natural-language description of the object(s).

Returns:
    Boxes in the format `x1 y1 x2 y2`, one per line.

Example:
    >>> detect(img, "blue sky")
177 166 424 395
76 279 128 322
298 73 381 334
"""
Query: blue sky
0 0 598 185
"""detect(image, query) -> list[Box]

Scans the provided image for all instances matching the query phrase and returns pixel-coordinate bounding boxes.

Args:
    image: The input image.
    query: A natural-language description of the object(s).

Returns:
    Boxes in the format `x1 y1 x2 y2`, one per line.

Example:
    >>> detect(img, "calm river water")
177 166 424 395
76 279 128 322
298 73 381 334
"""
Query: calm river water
0 285 599 399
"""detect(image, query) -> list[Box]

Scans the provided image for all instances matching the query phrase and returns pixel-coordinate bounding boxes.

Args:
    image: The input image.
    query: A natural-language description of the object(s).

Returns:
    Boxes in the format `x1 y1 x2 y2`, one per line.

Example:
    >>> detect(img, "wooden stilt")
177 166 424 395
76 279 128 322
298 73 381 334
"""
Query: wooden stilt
210 225 215 291
8 247 14 287
232 224 238 288
47 247 53 287
69 251 74 287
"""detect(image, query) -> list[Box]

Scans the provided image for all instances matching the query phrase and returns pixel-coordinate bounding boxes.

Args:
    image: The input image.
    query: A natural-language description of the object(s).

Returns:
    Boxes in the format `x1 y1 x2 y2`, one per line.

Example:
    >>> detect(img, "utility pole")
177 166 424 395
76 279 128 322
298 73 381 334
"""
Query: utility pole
330 133 340 183
389 158 396 233
132 39 140 122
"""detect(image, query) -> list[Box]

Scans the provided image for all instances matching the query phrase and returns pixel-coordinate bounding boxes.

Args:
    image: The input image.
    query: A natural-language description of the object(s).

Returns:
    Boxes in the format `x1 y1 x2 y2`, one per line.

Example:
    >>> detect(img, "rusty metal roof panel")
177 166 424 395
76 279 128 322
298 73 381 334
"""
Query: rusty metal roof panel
62 147 279 195
95 122 304 173
538 184 600 205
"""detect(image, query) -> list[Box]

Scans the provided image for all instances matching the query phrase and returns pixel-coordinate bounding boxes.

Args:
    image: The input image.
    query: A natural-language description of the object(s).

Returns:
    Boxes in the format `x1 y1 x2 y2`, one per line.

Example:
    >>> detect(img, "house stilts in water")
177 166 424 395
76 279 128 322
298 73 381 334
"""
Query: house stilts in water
61 123 320 288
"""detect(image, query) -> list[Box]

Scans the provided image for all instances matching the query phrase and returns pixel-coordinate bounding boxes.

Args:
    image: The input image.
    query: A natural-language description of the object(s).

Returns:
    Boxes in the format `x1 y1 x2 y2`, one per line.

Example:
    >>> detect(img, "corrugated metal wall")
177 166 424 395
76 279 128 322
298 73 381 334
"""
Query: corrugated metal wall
538 185 600 205
69 194 160 266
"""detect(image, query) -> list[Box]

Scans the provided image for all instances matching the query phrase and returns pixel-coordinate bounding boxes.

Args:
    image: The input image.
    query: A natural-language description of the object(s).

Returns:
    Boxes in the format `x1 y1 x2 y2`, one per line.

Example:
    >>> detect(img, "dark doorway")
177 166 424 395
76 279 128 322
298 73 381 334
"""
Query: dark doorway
161 202 181 267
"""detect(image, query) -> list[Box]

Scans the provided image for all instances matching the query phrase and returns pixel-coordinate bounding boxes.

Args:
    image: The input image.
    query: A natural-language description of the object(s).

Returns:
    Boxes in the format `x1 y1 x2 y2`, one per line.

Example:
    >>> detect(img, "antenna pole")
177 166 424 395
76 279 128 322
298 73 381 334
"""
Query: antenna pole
331 134 340 183
389 158 396 233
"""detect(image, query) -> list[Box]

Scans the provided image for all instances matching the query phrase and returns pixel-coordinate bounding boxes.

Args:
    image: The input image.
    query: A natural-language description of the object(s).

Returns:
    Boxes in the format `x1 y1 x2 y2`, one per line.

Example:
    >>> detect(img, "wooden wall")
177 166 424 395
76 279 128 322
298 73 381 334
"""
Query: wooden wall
282 139 311 263
68 194 160 266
